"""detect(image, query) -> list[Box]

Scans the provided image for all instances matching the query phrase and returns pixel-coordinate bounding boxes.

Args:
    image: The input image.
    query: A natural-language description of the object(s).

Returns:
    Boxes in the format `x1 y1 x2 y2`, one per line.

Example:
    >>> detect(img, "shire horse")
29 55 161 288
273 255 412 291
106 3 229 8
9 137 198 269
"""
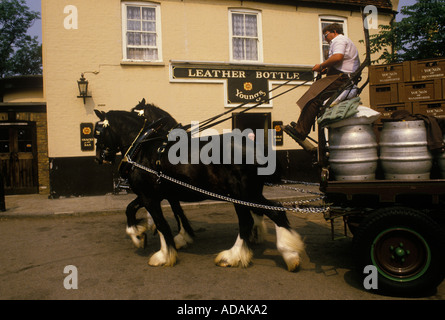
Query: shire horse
94 101 304 271
97 100 194 250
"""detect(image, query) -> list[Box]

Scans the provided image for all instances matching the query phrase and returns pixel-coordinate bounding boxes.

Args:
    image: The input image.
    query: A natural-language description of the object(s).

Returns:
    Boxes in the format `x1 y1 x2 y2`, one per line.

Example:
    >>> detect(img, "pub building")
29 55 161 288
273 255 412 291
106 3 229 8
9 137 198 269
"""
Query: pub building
2 0 398 197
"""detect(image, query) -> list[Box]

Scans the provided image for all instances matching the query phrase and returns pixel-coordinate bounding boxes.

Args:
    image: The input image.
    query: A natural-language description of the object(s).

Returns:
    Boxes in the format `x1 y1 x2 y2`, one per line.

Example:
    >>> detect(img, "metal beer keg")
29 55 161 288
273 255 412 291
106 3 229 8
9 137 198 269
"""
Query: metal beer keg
380 120 432 179
437 135 445 178
328 124 378 180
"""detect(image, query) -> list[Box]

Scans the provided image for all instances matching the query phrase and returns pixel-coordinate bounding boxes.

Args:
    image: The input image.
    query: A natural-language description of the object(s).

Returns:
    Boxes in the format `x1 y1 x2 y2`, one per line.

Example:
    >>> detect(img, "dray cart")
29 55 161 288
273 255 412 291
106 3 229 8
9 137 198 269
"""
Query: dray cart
307 20 445 294
317 130 445 295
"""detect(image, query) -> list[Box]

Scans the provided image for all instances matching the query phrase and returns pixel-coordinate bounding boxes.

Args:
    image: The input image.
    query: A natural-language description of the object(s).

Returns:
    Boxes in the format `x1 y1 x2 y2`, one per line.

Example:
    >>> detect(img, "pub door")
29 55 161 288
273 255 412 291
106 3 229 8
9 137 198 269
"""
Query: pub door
232 112 272 147
0 122 38 194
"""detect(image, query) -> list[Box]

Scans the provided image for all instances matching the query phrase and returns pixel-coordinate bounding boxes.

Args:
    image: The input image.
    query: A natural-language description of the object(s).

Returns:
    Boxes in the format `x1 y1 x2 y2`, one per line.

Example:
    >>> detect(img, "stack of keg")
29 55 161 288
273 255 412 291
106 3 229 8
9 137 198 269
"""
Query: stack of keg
328 57 445 181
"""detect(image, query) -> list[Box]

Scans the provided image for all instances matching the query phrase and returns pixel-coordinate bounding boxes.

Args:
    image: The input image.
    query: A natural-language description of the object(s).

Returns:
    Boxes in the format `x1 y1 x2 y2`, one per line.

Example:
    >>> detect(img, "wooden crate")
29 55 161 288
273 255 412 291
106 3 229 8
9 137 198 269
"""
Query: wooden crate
374 103 412 123
369 61 410 85
369 83 400 107
412 100 445 118
399 79 442 102
410 58 445 81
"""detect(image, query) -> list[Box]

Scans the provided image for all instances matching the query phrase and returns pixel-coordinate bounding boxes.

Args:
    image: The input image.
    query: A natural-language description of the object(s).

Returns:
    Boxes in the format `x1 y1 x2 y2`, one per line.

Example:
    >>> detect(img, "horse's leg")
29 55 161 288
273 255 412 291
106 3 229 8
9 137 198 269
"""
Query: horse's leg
256 197 304 272
140 196 177 267
249 211 267 244
215 204 253 268
168 199 194 249
125 197 155 248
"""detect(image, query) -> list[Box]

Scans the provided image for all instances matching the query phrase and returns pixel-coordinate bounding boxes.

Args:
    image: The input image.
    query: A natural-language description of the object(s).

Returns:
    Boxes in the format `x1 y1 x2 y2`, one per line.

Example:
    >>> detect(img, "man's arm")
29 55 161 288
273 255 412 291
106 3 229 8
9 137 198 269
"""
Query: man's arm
312 53 344 72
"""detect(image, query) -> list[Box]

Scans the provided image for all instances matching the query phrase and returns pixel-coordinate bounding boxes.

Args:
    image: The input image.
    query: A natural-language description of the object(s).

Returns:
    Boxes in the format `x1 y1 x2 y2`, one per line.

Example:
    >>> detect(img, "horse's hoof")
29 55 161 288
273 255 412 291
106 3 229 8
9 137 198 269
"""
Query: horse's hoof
283 253 301 272
174 230 194 249
214 248 252 268
126 226 147 248
215 253 237 268
148 249 177 267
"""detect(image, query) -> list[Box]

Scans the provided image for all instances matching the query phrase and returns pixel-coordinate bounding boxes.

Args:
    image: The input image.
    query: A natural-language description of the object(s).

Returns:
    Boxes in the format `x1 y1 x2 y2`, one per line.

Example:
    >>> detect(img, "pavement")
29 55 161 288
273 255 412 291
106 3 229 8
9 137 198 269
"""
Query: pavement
0 183 322 217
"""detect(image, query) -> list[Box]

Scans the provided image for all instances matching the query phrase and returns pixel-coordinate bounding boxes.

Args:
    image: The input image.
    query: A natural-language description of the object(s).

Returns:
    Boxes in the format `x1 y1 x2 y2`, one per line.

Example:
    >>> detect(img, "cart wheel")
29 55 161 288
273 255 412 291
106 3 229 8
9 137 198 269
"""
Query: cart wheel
353 206 445 296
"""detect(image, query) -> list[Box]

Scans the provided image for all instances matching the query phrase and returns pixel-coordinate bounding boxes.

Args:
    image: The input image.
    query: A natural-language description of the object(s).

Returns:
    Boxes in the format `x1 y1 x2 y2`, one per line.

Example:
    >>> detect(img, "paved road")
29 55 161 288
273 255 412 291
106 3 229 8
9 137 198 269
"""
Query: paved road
0 204 443 302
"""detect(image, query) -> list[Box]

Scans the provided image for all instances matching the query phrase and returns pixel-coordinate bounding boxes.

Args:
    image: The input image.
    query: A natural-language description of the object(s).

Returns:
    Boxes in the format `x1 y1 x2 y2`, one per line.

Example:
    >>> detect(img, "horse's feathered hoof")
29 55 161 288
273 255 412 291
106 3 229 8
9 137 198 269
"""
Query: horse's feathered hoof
148 249 177 267
126 225 148 248
215 251 252 268
174 229 194 250
214 235 252 268
282 252 301 272
275 226 304 272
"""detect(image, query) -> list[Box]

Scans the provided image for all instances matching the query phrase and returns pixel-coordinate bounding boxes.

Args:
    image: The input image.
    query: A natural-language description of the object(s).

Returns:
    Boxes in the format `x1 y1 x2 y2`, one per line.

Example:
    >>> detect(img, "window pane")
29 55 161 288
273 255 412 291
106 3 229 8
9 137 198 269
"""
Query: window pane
142 21 156 32
245 14 257 37
127 48 158 60
127 20 141 31
142 33 156 46
232 14 244 36
142 7 156 20
245 38 258 60
127 32 141 45
232 38 244 60
127 6 141 19
17 128 33 153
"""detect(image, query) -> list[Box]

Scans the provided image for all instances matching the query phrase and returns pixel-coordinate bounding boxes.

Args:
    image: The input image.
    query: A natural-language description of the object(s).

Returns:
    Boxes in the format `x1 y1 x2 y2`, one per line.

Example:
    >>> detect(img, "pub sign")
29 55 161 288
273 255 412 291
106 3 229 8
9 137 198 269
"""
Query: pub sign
80 123 95 151
170 62 313 107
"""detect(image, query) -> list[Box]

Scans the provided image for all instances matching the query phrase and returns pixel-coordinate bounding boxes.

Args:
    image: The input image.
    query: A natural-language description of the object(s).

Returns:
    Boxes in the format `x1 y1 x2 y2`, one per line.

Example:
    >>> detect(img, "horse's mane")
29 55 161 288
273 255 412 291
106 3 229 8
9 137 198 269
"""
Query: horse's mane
131 99 178 126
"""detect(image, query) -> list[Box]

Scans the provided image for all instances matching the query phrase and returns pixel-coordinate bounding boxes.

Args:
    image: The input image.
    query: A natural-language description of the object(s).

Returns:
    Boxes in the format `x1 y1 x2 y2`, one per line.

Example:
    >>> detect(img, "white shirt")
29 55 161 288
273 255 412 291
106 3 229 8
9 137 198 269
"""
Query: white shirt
329 34 360 74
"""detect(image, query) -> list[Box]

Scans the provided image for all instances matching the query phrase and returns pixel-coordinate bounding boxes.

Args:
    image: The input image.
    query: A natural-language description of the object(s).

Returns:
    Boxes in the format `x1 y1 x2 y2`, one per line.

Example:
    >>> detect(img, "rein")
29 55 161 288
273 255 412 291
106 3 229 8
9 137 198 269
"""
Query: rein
183 70 316 133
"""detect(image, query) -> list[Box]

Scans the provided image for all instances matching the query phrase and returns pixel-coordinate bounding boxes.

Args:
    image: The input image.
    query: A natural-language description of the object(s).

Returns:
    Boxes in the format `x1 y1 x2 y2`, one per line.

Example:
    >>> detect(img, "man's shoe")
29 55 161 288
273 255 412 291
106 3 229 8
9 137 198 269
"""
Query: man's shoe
283 124 317 154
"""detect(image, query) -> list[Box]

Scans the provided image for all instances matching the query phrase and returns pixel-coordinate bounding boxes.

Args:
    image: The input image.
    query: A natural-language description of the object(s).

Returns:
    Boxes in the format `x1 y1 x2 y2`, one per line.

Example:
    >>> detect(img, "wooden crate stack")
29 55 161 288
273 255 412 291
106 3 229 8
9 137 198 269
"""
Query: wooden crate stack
369 57 445 122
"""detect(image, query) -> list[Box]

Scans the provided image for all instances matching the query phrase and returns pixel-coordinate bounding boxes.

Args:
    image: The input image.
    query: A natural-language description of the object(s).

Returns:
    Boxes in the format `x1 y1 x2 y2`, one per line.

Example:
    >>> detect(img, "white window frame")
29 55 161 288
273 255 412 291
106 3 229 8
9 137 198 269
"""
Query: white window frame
318 16 347 63
121 2 163 62
229 9 263 63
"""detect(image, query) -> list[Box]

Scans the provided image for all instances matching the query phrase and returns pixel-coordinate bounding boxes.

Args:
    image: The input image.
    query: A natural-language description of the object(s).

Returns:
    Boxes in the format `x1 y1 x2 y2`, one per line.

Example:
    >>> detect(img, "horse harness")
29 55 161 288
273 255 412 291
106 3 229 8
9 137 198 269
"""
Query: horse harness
118 117 179 180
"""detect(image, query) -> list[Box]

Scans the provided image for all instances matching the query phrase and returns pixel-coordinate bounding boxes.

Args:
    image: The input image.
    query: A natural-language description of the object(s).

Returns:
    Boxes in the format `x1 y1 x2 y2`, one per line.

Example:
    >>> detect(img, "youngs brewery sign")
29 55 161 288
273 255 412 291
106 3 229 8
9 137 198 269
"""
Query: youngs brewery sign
170 62 313 106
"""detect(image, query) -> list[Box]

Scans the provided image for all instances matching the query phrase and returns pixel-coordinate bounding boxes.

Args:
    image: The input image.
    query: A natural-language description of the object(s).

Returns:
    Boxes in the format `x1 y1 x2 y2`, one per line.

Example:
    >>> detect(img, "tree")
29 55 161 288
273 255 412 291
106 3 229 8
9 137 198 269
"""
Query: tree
368 0 445 64
0 0 42 78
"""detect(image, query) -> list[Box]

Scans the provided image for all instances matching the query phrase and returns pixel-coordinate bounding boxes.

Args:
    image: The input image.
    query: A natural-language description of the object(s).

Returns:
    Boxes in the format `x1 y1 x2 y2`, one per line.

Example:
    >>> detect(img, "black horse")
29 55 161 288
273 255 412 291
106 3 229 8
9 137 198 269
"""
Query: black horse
97 100 195 250
94 103 304 271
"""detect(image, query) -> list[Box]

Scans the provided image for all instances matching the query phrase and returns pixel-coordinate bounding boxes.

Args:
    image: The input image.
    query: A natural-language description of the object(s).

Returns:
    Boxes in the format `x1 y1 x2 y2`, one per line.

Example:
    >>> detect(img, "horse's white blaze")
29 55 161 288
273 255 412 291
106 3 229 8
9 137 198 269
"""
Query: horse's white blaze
148 231 177 267
275 226 304 272
215 234 253 268
250 213 267 244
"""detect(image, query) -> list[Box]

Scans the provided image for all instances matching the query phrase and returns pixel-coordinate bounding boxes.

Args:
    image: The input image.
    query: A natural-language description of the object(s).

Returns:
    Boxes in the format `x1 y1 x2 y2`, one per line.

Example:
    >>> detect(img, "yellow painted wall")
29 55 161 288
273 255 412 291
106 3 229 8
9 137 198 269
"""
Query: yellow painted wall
42 0 395 157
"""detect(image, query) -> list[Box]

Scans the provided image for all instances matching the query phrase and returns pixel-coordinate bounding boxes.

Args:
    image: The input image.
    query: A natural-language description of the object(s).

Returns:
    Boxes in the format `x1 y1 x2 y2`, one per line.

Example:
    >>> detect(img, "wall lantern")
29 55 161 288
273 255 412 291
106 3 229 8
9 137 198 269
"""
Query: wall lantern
77 73 91 104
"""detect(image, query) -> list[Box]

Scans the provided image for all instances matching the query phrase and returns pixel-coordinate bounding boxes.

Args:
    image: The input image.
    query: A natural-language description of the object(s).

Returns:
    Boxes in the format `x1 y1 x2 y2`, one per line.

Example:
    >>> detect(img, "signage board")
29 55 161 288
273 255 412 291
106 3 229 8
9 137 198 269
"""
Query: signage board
80 123 94 151
170 62 313 107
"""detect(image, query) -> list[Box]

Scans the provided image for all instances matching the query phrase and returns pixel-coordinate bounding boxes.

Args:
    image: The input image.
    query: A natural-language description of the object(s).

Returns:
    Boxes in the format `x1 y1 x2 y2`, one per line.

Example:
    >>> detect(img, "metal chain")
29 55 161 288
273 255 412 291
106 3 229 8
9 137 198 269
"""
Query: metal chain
127 157 330 214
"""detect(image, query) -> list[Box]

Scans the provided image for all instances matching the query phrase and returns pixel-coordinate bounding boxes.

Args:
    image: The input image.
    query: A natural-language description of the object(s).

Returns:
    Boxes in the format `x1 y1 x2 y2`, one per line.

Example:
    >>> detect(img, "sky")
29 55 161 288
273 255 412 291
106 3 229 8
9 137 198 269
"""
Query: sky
24 0 418 44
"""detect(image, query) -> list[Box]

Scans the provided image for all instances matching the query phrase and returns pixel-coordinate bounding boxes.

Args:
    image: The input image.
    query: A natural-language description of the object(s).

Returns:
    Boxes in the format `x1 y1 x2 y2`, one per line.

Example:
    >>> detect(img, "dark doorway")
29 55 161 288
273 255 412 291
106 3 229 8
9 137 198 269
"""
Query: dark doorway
0 122 38 194
232 112 271 147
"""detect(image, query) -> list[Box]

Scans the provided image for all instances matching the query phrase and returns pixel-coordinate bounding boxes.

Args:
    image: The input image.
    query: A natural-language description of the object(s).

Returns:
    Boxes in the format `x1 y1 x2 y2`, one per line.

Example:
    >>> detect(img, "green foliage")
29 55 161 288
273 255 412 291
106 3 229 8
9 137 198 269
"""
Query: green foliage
369 0 445 64
0 0 42 77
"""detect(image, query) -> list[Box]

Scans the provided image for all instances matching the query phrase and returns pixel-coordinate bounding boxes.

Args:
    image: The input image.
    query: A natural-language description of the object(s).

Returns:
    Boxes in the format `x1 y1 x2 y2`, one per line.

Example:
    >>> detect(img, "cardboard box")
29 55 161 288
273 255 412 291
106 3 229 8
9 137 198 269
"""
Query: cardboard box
369 83 400 107
369 61 410 85
399 79 442 102
412 100 445 118
410 58 445 81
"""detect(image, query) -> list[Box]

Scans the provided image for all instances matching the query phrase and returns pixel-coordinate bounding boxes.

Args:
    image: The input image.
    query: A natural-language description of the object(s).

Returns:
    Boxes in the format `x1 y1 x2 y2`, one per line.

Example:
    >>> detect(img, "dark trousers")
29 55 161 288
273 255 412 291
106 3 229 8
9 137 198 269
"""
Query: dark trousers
294 75 349 139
